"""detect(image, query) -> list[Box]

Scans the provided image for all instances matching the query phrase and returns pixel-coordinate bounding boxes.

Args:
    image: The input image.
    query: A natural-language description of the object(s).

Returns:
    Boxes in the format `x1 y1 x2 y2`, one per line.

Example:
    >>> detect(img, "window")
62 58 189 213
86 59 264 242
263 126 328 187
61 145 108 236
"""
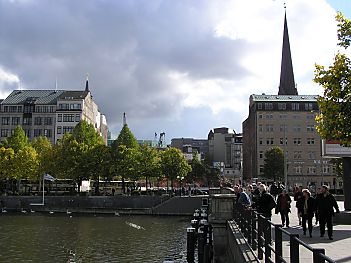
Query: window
280 114 287 119
308 151 316 159
58 103 70 110
58 114 62 122
307 115 315 120
307 138 315 145
265 124 273 132
17 106 22 112
259 125 263 132
280 138 288 145
11 117 20 125
265 103 273 110
278 103 286 110
292 103 300 110
257 103 262 110
323 166 331 174
259 165 264 174
305 103 313 111
259 138 263 145
280 125 287 132
63 114 75 122
266 138 274 145
259 151 263 159
1 117 10 125
57 126 62 134
75 114 80 122
9 106 17 112
258 114 263 119
34 117 42 125
44 117 53 125
70 103 82 110
293 151 302 159
23 117 32 126
63 126 74 134
1 129 8 137
293 138 301 145
307 125 315 132
294 166 302 174
3 106 8 112
293 125 301 132
34 129 42 137
44 129 52 138
307 166 317 174
24 105 34 113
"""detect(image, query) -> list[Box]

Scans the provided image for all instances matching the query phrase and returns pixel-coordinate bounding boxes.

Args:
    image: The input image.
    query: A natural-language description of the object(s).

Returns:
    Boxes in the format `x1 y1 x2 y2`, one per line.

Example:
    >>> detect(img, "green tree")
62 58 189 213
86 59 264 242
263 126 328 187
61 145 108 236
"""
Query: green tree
0 147 15 180
31 136 53 177
314 12 351 146
137 145 161 190
263 146 284 182
112 145 140 194
1 126 29 152
85 144 112 195
112 124 139 149
187 153 205 184
160 147 192 191
72 120 104 146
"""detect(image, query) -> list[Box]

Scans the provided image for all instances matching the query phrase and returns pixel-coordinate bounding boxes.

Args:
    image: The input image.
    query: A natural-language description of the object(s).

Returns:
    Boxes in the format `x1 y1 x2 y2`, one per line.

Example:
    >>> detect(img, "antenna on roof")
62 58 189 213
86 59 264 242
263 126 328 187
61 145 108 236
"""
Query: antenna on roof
55 77 58 92
18 79 22 91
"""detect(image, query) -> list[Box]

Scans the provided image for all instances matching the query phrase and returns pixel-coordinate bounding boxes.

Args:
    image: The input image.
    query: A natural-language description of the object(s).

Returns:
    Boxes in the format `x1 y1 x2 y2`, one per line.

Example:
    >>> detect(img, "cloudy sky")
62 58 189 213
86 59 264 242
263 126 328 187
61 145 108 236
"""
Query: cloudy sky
0 0 350 142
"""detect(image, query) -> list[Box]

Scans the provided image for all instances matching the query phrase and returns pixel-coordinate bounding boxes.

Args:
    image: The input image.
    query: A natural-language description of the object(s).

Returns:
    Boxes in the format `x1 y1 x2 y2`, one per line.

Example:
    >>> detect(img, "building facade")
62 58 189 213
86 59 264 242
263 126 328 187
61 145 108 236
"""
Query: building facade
0 82 108 144
208 128 243 182
171 137 209 160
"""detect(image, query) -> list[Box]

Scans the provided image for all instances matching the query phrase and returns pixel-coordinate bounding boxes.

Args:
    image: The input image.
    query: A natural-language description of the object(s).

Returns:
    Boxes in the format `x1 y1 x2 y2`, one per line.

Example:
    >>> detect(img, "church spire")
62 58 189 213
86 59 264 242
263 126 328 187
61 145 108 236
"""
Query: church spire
85 73 90 92
278 9 298 95
123 112 127 126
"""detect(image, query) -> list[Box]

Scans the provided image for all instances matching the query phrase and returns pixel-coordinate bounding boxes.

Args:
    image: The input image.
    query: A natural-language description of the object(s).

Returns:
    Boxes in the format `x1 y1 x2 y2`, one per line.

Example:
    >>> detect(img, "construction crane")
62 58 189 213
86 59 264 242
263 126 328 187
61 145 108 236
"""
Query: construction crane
158 132 165 148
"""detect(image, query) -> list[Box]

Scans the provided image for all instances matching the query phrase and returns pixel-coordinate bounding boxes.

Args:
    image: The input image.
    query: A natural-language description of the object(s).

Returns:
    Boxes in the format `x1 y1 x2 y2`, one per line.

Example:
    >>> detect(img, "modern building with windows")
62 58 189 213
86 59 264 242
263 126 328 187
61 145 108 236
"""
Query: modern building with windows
0 79 108 144
242 12 337 188
171 137 209 160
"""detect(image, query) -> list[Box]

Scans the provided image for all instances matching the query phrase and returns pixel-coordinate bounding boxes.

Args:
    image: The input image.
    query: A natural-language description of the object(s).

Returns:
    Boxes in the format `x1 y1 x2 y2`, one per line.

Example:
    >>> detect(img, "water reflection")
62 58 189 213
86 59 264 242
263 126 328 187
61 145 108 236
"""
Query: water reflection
0 214 189 262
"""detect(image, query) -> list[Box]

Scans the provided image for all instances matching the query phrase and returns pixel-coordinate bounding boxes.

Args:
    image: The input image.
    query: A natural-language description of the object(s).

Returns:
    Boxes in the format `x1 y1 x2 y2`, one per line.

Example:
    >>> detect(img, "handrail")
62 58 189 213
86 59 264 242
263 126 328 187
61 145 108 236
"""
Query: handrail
232 202 337 263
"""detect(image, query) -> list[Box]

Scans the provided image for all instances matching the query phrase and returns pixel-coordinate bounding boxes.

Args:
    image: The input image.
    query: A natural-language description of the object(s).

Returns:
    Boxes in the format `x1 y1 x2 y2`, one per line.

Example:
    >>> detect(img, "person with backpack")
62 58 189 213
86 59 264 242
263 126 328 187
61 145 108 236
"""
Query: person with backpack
237 187 251 206
252 184 276 219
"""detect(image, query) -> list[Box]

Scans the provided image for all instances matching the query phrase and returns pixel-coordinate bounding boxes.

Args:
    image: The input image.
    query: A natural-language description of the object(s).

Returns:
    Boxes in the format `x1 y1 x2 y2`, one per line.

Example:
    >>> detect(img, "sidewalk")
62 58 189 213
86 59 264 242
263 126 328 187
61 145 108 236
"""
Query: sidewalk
270 201 351 262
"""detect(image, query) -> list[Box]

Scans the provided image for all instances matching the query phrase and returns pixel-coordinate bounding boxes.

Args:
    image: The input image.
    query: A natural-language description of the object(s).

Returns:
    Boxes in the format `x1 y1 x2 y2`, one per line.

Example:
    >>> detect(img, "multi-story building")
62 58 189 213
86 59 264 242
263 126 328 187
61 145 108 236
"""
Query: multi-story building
171 138 209 160
242 12 336 188
208 128 243 182
0 79 108 144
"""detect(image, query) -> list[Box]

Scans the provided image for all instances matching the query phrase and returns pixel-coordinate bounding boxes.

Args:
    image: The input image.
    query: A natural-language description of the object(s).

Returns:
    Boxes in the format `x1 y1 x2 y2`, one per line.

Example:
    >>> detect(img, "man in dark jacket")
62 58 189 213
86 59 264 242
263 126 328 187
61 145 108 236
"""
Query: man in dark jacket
317 185 340 240
297 189 316 237
252 184 276 219
275 189 292 227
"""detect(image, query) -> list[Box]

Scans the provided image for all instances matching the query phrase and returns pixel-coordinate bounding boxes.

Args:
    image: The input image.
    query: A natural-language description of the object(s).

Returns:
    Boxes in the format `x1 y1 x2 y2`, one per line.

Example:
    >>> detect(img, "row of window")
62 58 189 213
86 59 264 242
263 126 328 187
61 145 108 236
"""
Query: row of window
58 103 82 110
258 124 315 133
259 150 318 160
257 102 315 111
259 137 315 145
0 129 52 138
57 126 74 134
259 165 334 175
2 117 53 126
258 114 316 120
57 114 80 122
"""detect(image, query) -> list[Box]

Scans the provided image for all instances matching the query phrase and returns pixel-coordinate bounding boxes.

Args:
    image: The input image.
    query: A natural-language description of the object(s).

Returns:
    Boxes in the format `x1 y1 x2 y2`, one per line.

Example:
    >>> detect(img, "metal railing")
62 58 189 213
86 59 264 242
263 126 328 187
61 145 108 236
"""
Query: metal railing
233 203 336 263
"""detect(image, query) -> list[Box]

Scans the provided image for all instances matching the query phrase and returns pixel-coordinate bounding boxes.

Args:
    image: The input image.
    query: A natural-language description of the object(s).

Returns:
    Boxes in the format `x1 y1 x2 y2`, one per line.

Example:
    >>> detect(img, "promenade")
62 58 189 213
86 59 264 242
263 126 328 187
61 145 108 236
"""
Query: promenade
270 201 351 263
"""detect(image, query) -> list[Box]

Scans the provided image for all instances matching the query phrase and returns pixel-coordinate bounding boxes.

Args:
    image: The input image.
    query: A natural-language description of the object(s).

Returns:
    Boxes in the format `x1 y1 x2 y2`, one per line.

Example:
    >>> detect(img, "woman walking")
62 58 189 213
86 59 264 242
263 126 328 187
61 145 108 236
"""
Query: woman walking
297 189 315 237
275 189 292 227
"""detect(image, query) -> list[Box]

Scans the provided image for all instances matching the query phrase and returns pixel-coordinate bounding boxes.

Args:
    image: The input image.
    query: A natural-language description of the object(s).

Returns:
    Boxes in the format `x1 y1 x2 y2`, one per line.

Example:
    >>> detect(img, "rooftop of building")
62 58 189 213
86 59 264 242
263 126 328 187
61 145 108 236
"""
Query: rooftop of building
1 90 90 105
251 94 318 102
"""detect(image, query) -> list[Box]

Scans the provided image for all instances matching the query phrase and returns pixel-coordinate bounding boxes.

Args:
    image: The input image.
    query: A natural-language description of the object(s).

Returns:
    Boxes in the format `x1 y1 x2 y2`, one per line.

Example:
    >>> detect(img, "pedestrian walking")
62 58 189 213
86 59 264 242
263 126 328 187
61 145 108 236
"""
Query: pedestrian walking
252 184 276 219
297 189 315 237
275 189 291 227
314 187 321 225
294 186 303 225
237 187 251 206
317 185 340 240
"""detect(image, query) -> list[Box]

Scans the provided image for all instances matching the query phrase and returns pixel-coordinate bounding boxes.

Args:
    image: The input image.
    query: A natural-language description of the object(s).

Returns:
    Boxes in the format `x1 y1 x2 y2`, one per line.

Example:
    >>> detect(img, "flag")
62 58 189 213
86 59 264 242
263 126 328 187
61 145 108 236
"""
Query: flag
44 173 55 182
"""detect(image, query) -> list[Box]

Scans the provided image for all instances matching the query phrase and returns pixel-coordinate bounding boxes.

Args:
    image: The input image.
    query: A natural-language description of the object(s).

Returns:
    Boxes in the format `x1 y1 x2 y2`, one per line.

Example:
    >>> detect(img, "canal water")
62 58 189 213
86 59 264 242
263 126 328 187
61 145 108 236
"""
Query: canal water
0 213 189 262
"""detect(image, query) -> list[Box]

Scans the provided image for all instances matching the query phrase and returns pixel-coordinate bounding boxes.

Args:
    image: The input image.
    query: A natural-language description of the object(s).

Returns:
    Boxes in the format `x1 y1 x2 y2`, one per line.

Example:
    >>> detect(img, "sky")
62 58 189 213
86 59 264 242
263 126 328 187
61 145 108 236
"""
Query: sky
0 0 350 143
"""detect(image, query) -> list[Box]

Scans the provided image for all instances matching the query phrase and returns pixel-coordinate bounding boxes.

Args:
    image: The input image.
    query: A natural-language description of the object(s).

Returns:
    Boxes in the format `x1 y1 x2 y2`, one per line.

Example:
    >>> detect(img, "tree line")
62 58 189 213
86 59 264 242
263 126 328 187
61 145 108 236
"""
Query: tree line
0 121 220 195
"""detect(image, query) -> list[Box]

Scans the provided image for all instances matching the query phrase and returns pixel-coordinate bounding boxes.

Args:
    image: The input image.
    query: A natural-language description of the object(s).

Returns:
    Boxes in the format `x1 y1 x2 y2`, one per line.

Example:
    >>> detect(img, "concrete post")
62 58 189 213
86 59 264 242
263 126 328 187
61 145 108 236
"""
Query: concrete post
343 157 351 211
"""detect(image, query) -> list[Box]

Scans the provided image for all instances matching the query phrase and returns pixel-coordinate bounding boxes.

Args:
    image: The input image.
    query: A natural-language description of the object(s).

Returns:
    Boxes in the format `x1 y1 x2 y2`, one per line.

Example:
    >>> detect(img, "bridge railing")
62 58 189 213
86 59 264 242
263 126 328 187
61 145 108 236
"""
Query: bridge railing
233 203 336 263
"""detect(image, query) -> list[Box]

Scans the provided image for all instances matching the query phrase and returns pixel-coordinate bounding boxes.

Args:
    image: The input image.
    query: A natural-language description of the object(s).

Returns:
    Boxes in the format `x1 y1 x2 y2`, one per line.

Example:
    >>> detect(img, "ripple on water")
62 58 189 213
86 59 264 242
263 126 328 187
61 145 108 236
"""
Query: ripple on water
0 214 189 262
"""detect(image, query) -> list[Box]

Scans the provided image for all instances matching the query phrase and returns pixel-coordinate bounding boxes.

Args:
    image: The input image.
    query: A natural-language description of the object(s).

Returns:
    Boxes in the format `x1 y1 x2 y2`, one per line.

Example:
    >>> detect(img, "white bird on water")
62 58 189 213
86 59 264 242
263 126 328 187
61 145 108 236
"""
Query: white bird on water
49 211 54 214
66 210 72 215
125 221 146 230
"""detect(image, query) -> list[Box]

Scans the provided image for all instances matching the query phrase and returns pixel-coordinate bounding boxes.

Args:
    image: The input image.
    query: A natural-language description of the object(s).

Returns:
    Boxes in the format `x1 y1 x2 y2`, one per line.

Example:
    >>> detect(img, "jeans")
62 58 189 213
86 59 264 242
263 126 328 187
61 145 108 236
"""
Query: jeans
280 210 289 226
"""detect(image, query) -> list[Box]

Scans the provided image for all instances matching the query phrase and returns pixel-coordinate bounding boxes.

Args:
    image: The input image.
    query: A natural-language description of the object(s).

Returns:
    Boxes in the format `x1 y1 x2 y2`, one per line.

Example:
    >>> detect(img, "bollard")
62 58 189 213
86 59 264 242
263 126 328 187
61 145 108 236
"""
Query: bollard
203 243 210 263
194 211 200 221
208 224 213 245
198 227 205 263
186 227 196 263
191 219 199 232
